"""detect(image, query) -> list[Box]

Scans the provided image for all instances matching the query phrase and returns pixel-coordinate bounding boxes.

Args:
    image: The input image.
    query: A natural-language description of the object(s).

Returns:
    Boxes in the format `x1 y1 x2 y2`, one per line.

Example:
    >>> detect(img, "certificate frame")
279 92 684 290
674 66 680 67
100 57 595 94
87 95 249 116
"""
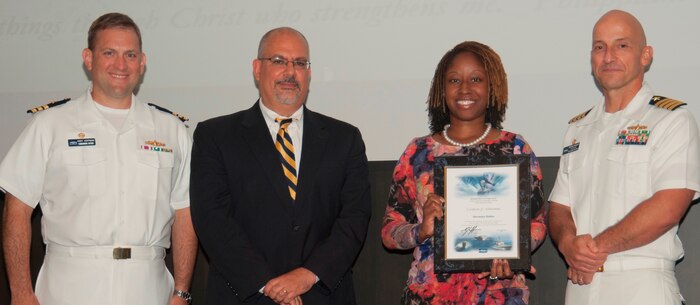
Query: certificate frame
433 154 532 273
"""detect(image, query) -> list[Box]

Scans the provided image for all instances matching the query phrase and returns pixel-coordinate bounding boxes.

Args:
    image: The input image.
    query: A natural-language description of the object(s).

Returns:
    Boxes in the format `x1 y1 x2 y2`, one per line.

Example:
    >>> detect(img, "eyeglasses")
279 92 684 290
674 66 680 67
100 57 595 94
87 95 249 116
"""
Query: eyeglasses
258 56 311 70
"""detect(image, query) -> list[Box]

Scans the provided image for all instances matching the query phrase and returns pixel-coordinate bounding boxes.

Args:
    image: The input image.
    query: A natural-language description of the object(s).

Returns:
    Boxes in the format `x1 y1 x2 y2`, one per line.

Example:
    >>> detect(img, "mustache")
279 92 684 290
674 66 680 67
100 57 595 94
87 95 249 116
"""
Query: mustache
275 77 299 88
600 63 622 70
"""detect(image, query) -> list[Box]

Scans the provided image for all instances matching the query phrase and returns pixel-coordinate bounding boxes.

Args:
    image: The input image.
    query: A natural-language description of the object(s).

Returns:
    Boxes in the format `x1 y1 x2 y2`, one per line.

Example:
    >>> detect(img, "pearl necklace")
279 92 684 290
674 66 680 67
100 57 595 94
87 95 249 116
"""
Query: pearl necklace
442 123 492 148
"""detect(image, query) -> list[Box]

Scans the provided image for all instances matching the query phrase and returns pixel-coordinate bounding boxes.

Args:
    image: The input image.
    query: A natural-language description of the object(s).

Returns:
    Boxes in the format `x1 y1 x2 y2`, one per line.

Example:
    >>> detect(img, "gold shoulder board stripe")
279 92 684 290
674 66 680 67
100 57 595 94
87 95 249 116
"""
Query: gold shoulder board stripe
649 95 686 111
568 108 593 124
147 103 190 124
26 98 71 114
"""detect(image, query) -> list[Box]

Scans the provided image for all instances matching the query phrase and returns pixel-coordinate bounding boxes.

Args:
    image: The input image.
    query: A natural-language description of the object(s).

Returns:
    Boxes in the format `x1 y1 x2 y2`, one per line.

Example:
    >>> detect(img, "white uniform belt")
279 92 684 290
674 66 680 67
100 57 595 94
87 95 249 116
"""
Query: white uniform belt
602 257 674 272
46 244 166 260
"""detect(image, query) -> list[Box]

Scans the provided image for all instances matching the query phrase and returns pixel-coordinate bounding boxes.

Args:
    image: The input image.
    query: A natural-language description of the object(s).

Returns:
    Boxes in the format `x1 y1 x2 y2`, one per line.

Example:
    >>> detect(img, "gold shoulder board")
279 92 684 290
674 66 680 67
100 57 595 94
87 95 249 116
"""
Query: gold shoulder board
649 95 686 111
568 108 593 124
147 103 189 124
26 98 71 114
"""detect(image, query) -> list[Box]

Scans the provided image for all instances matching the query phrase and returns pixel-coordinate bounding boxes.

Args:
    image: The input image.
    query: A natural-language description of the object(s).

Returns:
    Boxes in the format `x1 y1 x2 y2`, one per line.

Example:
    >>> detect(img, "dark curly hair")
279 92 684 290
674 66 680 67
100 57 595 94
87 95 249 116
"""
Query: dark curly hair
427 41 508 133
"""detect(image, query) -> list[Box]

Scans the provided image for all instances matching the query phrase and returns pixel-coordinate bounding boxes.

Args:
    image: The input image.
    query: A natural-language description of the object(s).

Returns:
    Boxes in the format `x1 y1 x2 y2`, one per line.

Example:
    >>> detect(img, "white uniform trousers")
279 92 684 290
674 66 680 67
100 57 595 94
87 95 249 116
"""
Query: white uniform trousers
565 257 682 305
36 244 174 305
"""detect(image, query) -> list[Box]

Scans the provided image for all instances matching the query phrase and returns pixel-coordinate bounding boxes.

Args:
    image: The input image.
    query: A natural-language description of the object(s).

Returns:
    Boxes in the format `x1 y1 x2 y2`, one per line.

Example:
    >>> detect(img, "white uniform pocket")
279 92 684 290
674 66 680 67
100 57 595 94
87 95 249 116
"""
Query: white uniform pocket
134 151 175 201
607 147 652 206
62 148 107 197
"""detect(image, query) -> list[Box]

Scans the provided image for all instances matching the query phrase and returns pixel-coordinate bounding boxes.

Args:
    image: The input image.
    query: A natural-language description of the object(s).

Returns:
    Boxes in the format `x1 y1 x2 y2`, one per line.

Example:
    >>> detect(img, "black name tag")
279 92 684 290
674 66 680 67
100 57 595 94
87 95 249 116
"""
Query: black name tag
563 143 579 155
68 138 96 147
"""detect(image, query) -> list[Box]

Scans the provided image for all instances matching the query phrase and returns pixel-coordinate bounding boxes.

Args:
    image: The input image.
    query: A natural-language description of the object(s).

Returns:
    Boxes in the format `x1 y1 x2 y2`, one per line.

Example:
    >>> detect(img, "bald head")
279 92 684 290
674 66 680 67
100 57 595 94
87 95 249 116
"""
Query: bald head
253 26 312 116
594 10 647 47
257 27 309 59
590 10 653 102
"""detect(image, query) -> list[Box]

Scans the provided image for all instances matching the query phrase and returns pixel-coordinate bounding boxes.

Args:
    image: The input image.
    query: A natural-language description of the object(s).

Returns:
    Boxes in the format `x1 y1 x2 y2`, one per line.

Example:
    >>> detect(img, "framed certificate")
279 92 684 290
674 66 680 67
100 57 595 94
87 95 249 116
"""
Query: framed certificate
433 154 532 273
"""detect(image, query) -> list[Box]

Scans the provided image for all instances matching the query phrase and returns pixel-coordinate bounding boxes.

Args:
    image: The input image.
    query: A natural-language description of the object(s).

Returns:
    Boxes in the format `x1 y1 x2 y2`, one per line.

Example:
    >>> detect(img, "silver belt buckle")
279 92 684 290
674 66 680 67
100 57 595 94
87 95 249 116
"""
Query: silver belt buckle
113 247 132 259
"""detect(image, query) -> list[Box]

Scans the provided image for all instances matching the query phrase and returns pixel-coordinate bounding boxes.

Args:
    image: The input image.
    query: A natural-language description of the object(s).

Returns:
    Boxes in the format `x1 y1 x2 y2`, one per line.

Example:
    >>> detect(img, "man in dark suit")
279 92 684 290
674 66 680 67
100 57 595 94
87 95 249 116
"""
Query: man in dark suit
190 27 371 305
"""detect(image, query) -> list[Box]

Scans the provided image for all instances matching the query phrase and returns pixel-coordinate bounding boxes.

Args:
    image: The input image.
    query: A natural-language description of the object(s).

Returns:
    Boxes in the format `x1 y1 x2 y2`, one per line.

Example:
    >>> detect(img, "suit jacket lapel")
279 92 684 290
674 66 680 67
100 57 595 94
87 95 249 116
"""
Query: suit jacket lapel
241 101 295 213
295 108 329 211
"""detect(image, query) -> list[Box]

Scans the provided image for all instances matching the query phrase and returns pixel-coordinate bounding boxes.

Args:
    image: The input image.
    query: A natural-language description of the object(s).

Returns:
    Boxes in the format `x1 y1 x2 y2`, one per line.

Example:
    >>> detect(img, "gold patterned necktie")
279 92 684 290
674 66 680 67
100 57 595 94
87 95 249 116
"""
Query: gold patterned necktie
275 118 297 201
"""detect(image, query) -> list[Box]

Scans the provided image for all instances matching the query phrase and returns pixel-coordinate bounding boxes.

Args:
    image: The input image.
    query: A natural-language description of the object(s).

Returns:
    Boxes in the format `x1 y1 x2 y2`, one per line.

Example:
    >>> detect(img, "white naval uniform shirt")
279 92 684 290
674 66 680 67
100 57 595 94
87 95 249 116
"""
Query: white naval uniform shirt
549 83 700 305
0 88 191 305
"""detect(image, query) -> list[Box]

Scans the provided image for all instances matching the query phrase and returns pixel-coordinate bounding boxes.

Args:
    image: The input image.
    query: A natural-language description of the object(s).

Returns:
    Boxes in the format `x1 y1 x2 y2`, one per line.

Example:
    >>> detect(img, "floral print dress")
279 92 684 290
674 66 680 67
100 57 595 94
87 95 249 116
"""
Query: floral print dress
381 132 547 305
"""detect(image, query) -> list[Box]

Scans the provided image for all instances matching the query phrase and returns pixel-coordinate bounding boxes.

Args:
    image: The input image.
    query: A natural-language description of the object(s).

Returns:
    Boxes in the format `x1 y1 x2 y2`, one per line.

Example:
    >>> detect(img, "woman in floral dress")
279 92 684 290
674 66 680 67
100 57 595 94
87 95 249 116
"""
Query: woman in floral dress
381 41 547 305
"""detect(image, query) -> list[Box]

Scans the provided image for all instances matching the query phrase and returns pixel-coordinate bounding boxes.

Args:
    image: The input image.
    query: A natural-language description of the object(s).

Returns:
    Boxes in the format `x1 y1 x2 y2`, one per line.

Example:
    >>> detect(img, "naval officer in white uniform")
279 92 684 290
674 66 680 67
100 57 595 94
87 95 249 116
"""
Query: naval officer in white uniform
548 9 700 305
0 12 198 305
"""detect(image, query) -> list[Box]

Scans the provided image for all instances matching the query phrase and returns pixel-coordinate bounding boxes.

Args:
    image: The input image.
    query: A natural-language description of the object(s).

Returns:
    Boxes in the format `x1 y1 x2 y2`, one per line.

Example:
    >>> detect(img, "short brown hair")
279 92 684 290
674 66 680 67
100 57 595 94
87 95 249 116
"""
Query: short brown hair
87 13 142 51
427 41 508 133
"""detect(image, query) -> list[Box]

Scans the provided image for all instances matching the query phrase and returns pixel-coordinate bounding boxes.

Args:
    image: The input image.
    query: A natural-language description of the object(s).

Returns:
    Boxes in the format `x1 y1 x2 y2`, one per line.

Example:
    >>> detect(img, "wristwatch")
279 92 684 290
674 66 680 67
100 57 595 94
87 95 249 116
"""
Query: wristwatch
174 290 192 304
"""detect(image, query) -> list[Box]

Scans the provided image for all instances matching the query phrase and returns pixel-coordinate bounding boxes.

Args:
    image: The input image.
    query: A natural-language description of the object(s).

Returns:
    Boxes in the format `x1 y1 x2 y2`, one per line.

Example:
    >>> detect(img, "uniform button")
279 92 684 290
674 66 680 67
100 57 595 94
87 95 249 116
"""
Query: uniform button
293 225 300 232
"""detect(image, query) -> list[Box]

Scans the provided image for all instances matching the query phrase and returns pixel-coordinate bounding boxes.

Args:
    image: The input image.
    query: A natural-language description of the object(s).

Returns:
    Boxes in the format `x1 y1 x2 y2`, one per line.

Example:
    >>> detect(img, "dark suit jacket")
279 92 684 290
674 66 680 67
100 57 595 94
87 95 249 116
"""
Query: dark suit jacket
190 102 371 305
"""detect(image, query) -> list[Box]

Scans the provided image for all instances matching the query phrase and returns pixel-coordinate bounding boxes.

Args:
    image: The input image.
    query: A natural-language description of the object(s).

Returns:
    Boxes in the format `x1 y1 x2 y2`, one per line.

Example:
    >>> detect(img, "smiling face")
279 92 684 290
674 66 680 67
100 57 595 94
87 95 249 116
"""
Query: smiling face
591 10 652 95
253 28 311 116
444 52 489 125
82 27 146 108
